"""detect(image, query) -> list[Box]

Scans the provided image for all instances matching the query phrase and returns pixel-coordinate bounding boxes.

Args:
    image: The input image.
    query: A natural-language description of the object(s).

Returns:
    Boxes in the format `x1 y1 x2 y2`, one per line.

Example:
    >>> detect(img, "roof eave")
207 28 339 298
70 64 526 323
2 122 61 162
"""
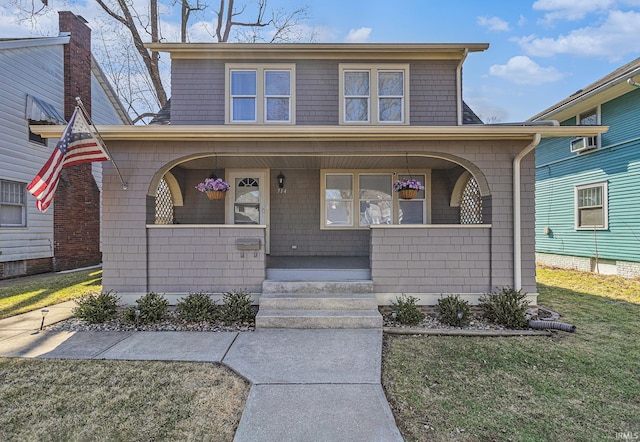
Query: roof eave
30 124 608 142
144 42 490 60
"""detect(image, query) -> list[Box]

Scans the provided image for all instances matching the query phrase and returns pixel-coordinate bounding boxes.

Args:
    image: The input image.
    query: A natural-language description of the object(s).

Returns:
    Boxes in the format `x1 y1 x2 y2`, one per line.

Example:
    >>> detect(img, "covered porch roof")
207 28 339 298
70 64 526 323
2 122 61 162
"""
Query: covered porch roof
32 123 609 142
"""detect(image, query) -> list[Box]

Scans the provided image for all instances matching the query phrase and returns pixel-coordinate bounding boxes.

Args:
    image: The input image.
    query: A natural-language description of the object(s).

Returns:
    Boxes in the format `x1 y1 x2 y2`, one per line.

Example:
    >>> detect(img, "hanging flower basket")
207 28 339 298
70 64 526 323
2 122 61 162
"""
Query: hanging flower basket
205 190 226 200
393 178 424 200
399 189 418 200
196 177 230 200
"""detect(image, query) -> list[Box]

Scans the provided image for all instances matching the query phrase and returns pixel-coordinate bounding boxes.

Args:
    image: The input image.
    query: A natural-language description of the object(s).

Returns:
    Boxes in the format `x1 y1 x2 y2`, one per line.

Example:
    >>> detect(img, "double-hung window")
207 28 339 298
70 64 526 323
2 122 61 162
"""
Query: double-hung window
0 180 27 227
322 171 428 229
340 64 408 125
227 64 295 124
577 107 600 149
575 182 608 230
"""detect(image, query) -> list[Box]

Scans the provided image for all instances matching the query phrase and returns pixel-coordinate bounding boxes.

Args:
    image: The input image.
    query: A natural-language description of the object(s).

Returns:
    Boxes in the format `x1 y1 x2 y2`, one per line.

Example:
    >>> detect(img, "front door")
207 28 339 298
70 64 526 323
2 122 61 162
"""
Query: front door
226 170 270 253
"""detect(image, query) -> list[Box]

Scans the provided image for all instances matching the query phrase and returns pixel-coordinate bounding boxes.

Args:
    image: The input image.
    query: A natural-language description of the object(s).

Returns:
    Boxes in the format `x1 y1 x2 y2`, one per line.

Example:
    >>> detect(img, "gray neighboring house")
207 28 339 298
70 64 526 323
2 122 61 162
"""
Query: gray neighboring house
34 43 606 328
0 12 130 279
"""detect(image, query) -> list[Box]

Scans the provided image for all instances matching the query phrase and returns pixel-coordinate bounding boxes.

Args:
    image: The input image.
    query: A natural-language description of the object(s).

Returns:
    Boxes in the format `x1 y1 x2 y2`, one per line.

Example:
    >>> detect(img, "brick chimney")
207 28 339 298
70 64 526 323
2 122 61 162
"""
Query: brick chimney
53 12 102 271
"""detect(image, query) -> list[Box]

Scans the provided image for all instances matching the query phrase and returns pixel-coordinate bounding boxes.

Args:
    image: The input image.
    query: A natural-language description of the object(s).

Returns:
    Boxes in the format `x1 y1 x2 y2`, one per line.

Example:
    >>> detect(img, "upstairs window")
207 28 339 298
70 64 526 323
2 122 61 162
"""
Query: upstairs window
227 64 295 124
340 64 408 125
0 180 26 227
577 107 600 149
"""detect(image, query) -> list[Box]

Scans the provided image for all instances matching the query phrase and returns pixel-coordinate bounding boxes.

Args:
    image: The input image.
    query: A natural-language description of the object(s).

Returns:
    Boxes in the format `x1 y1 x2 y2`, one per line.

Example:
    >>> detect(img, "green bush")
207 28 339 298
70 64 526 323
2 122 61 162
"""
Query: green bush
221 291 255 324
479 286 529 329
73 291 120 323
176 292 218 322
436 294 472 327
123 292 168 324
390 295 425 326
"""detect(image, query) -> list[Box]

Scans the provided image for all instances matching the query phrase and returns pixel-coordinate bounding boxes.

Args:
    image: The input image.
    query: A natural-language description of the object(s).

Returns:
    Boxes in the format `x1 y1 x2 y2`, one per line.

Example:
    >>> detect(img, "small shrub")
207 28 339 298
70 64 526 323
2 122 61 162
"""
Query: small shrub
390 295 425 326
123 292 168 324
176 292 218 322
436 294 472 327
479 286 529 329
73 291 120 323
221 291 255 324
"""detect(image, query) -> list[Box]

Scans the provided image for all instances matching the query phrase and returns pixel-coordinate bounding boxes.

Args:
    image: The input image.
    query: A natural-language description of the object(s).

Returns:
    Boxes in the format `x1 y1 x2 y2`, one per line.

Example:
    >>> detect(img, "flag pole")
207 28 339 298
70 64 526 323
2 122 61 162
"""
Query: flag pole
74 97 128 190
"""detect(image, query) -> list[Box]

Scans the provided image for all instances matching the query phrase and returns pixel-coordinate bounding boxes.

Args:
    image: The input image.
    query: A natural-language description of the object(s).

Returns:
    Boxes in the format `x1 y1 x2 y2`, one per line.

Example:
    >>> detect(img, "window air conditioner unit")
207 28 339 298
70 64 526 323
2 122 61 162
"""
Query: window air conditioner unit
570 136 597 153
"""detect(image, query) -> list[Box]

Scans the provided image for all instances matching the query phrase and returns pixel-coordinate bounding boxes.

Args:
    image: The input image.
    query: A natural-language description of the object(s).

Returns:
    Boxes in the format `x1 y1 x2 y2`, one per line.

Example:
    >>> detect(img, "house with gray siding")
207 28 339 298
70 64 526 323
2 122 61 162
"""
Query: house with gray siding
34 42 606 328
531 57 640 278
0 12 130 279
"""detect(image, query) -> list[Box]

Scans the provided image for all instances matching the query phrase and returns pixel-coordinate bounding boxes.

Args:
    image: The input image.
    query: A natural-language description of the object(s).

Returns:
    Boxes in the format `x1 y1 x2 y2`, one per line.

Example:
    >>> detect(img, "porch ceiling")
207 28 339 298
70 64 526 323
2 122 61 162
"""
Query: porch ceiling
176 155 459 170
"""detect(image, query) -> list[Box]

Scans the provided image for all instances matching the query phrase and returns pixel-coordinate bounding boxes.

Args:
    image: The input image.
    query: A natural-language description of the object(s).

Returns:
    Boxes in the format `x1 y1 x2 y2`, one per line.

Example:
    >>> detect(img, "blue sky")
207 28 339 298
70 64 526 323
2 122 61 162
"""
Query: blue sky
2 0 640 122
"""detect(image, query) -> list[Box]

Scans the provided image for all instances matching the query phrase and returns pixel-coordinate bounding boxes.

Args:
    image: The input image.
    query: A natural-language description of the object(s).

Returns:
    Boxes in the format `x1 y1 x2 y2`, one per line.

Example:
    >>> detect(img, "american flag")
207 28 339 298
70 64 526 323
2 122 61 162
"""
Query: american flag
27 107 109 212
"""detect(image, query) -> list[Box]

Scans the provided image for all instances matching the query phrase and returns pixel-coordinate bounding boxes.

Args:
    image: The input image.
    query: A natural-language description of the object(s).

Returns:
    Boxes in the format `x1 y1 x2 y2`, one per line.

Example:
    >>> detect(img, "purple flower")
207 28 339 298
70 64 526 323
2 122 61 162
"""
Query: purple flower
195 177 230 192
393 179 424 192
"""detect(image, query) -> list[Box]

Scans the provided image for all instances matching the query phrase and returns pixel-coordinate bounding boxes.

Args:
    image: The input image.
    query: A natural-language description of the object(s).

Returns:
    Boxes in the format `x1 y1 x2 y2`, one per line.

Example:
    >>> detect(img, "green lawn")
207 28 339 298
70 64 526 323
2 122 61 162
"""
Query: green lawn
0 269 101 319
382 267 640 441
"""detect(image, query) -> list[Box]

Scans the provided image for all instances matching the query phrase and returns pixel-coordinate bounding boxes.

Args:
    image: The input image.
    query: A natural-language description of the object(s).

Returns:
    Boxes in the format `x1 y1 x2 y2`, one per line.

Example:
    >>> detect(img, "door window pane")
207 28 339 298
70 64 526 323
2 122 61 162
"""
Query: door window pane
234 178 260 224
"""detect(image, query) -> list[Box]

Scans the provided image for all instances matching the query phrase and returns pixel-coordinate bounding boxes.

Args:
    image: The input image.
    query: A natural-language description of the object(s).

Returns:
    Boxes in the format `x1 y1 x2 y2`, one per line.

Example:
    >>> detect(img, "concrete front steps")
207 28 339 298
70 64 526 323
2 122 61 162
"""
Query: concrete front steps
256 280 382 329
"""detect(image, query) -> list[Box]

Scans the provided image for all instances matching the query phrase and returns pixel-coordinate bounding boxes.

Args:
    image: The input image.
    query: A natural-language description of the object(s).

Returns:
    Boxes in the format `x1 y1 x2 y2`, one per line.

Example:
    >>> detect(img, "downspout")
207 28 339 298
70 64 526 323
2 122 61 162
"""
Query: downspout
513 133 541 291
456 48 469 125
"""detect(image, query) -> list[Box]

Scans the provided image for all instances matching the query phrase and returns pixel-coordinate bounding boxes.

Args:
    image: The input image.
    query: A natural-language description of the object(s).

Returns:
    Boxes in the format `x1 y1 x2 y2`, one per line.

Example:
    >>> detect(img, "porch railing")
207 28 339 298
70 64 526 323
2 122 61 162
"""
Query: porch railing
370 224 492 295
146 224 266 293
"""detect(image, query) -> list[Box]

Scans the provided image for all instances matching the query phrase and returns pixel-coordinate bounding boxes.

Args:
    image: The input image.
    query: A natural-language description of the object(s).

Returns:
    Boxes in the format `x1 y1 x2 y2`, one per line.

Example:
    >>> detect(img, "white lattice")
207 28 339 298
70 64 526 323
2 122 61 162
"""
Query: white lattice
460 177 482 224
155 178 174 224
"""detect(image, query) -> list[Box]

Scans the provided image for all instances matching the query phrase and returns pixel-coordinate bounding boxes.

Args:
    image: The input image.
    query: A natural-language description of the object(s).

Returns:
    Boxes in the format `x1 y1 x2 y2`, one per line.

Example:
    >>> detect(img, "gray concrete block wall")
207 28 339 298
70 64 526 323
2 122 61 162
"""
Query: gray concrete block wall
173 169 225 224
371 227 491 293
172 59 225 124
169 59 459 126
296 61 339 125
147 226 265 293
269 169 369 256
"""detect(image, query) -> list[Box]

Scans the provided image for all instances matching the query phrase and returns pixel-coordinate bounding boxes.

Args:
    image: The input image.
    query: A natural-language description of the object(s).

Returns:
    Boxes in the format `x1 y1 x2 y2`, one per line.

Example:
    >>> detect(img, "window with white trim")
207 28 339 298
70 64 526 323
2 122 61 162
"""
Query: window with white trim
575 182 608 229
322 171 427 229
577 107 600 149
226 64 295 124
339 64 408 125
0 180 27 227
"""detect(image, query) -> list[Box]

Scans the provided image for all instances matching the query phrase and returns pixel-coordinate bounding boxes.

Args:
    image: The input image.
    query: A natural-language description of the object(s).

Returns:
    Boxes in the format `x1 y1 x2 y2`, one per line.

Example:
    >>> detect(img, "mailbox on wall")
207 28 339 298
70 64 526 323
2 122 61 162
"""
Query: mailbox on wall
236 238 261 251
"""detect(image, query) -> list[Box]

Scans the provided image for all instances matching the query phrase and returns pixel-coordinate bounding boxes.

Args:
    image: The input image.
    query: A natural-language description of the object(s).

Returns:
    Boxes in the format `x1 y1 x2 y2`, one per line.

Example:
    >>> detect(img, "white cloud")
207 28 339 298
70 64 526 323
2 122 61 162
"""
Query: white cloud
477 16 511 32
533 0 615 21
489 56 565 85
516 10 640 60
518 15 528 26
345 27 371 43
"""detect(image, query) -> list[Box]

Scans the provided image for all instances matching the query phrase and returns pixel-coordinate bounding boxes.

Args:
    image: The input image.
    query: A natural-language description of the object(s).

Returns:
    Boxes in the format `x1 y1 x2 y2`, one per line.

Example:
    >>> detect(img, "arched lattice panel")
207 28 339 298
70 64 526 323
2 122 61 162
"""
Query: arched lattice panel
155 178 174 224
460 177 482 224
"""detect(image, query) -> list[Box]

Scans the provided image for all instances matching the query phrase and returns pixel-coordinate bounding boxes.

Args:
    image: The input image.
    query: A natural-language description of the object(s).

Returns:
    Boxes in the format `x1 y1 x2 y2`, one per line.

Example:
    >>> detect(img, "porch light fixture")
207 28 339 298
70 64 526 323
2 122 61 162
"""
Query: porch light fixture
40 309 49 331
277 172 285 189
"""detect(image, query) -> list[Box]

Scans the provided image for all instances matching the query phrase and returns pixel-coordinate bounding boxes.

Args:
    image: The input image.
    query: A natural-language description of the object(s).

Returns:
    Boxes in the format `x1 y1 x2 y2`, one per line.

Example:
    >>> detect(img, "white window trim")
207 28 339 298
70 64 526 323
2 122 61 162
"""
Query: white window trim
339 64 409 125
321 169 430 229
574 181 608 230
225 63 296 125
0 179 27 228
576 105 601 150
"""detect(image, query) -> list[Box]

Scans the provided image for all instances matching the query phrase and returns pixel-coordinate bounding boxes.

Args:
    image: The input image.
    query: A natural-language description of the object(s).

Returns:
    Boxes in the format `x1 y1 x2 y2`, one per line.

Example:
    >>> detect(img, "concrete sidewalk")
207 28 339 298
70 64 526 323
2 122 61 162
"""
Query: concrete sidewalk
0 305 403 441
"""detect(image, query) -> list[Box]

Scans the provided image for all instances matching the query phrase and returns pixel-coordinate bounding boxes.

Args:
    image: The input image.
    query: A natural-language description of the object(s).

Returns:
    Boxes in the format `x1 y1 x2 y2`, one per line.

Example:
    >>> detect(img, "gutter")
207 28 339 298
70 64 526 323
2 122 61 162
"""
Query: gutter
456 48 469 126
513 133 541 291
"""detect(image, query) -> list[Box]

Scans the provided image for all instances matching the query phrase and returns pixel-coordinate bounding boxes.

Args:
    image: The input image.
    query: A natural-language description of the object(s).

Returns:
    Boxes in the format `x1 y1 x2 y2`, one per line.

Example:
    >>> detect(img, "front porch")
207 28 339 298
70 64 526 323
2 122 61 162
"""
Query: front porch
142 223 519 307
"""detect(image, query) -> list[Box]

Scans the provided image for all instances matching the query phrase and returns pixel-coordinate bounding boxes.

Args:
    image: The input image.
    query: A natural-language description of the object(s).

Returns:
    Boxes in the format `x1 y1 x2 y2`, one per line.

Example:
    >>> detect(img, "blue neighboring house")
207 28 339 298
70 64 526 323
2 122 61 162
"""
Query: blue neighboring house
530 57 640 277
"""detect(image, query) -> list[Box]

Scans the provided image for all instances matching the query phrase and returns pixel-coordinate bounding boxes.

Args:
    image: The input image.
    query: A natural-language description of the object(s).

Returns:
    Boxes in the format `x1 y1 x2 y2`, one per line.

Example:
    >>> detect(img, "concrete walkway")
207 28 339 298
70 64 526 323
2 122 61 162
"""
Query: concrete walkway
0 304 403 442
